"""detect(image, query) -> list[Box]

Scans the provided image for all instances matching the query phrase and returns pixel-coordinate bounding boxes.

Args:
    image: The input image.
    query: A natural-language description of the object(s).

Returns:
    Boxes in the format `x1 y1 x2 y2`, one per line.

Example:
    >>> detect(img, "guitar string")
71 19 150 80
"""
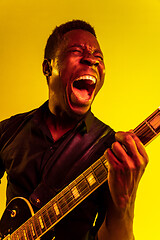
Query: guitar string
10 109 160 239
14 119 157 238
37 159 106 218
10 159 107 239
33 159 107 233
133 109 160 137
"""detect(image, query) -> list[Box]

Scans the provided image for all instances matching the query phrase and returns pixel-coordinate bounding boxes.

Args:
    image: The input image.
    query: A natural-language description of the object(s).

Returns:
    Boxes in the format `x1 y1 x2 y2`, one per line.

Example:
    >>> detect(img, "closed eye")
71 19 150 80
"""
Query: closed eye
72 49 82 53
93 52 104 61
93 50 104 61
69 47 83 53
95 55 103 61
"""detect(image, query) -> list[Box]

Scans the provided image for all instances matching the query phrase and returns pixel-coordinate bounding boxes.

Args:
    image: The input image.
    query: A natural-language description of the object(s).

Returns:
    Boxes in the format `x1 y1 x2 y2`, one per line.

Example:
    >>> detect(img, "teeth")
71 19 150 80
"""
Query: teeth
75 75 96 84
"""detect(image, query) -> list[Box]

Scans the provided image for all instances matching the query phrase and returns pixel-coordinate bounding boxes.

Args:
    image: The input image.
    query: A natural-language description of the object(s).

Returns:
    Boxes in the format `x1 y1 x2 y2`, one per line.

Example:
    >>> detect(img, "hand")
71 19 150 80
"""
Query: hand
104 131 149 210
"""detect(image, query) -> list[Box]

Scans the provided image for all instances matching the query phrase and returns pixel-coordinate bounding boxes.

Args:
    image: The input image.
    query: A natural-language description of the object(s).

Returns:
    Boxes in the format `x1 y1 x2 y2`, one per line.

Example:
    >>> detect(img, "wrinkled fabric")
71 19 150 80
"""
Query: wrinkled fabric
0 101 115 240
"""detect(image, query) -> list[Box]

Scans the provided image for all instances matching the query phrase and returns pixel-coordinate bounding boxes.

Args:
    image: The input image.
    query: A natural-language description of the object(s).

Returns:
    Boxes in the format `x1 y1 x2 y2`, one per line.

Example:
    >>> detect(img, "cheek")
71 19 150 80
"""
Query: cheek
99 64 105 83
95 65 105 94
59 60 77 83
100 62 105 78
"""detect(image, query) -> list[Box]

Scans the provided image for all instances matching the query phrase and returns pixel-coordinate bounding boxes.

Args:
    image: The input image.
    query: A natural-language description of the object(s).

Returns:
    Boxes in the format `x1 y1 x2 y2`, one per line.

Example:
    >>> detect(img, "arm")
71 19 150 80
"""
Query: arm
97 131 148 240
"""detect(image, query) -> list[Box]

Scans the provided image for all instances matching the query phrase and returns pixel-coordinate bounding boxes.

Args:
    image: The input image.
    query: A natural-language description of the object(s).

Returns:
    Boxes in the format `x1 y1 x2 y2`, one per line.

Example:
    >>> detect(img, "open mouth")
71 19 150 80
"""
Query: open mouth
71 75 96 104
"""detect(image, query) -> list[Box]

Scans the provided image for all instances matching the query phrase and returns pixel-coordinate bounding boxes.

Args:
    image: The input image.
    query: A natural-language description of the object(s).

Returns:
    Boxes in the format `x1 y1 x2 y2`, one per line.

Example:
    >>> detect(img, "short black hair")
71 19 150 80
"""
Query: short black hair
44 20 96 60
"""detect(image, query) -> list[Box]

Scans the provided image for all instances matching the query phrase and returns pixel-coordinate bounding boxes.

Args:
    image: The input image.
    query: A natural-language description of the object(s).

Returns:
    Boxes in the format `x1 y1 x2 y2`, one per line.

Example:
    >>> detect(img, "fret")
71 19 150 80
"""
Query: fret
68 174 90 202
38 215 45 230
34 211 51 237
150 114 160 131
83 167 99 190
10 232 18 240
53 202 61 216
22 227 28 240
92 158 108 183
134 107 160 145
47 204 58 224
31 216 42 237
145 120 157 135
102 157 109 169
11 231 19 240
68 181 82 202
21 232 26 240
49 198 63 221
11 229 23 240
15 229 25 240
88 161 101 184
86 173 97 187
75 174 90 193
61 187 75 209
24 222 34 240
74 174 91 198
134 122 157 145
41 208 52 229
57 191 69 215
27 220 37 239
71 186 81 199
16 225 30 240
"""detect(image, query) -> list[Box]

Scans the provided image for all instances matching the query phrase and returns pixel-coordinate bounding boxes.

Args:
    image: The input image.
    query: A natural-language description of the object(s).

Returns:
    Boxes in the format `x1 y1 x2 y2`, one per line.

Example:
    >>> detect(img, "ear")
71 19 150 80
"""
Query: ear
42 59 52 77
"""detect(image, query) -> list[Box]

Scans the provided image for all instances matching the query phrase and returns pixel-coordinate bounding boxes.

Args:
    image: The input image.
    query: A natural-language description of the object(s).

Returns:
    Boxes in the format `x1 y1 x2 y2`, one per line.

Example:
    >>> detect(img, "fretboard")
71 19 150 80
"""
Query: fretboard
133 107 160 145
9 107 160 240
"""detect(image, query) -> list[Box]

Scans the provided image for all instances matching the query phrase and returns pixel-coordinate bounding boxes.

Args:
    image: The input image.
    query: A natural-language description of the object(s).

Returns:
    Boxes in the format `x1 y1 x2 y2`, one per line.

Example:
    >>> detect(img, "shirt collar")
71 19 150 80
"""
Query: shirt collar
33 101 95 134
76 110 95 133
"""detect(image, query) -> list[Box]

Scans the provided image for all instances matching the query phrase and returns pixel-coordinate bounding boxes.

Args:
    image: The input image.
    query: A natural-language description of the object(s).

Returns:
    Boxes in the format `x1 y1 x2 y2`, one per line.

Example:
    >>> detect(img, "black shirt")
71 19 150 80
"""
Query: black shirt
0 101 115 240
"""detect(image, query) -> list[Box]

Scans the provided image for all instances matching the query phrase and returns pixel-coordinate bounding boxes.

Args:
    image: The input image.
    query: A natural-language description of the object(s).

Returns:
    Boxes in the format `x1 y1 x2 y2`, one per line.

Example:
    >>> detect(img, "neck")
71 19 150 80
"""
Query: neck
46 109 80 141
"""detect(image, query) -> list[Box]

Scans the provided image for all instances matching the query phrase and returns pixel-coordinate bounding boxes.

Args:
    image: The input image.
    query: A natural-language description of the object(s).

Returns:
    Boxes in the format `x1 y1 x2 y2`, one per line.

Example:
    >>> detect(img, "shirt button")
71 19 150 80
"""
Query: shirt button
50 146 53 152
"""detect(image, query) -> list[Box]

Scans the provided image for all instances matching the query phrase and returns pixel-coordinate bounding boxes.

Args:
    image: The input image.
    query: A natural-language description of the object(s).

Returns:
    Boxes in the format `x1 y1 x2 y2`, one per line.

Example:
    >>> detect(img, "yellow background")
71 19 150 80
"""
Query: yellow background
0 0 160 239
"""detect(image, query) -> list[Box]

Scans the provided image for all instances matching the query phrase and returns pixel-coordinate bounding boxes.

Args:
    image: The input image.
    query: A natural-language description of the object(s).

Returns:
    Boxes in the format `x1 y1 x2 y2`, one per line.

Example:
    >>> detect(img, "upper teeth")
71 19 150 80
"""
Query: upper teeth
75 75 96 84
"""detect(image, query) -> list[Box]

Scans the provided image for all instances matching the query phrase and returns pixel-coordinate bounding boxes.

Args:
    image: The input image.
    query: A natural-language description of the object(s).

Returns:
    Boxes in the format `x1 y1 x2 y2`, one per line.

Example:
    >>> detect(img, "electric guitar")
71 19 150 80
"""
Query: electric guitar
0 107 160 240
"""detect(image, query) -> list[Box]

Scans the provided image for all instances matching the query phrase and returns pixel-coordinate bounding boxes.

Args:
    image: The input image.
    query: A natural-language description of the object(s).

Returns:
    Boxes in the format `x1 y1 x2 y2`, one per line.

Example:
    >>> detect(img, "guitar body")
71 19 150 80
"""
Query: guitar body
0 197 33 239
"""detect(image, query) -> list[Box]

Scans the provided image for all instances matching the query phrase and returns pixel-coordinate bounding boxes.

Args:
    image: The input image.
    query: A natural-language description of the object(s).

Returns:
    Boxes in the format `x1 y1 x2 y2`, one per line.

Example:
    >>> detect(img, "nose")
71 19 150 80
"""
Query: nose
80 53 99 67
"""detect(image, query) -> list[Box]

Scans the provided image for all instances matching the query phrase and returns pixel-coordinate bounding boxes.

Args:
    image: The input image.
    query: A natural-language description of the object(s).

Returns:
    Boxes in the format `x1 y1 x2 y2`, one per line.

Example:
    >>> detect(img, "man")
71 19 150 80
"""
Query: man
0 20 148 240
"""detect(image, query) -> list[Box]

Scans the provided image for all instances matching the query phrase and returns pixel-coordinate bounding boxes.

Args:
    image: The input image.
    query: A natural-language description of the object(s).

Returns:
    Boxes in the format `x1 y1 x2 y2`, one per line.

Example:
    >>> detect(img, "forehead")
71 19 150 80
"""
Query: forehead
61 29 102 51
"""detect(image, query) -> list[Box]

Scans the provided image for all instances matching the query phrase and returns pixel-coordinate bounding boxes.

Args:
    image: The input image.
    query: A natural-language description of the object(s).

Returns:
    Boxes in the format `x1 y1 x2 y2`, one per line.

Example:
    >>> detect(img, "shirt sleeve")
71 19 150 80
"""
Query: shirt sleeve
0 119 8 181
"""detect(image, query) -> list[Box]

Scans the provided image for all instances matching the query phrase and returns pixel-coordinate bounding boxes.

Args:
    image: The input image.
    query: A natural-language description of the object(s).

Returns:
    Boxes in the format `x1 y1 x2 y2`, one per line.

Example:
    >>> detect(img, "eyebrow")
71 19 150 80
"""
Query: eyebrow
68 44 84 49
68 44 103 55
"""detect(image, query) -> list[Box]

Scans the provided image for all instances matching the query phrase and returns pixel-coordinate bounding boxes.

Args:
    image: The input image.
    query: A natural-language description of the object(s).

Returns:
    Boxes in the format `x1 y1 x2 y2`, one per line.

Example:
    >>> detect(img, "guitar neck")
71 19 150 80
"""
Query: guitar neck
9 107 160 240
133 107 160 146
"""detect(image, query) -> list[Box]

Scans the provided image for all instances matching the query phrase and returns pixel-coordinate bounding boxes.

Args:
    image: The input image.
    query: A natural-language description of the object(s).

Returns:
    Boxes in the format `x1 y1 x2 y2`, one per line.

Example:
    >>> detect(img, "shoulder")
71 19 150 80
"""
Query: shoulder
0 108 38 150
0 101 49 135
0 109 36 134
0 101 49 146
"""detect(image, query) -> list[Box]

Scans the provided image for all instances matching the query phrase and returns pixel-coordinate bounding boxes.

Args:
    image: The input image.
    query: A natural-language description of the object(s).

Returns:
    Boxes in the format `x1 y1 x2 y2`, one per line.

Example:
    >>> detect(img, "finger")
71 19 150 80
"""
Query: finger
130 133 149 165
115 131 140 158
129 130 148 159
104 148 121 168
111 141 136 169
126 130 149 164
114 132 147 169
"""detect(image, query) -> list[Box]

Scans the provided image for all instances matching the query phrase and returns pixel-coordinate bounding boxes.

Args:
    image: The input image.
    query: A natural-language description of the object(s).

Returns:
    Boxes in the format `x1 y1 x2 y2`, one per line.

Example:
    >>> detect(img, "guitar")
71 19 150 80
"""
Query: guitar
0 107 160 240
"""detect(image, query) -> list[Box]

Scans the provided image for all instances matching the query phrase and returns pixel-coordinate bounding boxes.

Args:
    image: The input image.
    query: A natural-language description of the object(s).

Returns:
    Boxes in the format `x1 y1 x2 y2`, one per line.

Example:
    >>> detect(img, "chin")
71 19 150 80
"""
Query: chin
68 104 91 118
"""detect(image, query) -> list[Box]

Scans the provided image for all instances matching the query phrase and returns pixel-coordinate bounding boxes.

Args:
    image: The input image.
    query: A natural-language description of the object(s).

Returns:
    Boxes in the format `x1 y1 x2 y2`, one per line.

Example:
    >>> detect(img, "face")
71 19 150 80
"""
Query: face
47 29 105 118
